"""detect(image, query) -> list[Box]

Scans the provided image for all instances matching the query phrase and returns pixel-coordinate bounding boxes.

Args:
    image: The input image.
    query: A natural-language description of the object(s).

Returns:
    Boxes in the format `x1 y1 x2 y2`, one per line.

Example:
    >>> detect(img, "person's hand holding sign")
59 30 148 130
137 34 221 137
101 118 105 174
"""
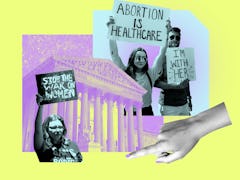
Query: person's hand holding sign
165 19 172 33
36 94 43 106
126 103 231 163
107 16 115 27
176 79 189 89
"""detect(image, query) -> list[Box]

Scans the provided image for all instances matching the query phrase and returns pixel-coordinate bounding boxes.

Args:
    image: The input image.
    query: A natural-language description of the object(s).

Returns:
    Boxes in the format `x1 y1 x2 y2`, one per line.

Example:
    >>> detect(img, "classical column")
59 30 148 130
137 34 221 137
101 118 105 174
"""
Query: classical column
94 90 101 144
65 101 74 140
48 103 58 115
106 95 114 152
88 95 92 141
136 103 143 150
72 100 78 142
80 86 90 136
42 104 49 121
126 101 135 152
57 102 66 117
23 97 37 151
100 98 105 151
117 98 125 152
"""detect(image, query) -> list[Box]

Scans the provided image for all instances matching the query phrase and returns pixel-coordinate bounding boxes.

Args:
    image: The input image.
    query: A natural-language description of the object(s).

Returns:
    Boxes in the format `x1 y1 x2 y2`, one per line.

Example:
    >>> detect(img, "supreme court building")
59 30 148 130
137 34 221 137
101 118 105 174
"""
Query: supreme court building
22 57 162 152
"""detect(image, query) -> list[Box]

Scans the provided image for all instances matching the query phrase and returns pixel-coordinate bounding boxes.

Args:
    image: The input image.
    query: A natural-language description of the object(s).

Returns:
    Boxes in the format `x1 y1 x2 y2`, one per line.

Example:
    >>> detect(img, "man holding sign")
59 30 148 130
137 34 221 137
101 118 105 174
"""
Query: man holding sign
155 27 193 116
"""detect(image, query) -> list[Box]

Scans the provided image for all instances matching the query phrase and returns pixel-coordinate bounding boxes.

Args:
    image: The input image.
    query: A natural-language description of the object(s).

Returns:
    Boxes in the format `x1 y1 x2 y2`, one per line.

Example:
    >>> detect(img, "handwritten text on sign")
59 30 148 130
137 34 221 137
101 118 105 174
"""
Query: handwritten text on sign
36 70 78 104
166 48 196 84
109 0 170 46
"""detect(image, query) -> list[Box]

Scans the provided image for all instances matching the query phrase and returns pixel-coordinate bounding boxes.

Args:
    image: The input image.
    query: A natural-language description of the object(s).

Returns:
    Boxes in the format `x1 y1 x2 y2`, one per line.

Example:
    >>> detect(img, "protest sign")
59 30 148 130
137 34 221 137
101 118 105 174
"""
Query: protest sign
108 0 170 46
166 48 196 84
36 70 78 104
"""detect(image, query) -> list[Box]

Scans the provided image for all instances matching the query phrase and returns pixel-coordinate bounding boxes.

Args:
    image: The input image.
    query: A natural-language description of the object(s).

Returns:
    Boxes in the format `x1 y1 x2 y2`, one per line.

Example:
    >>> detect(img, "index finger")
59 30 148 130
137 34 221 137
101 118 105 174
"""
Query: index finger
126 142 164 159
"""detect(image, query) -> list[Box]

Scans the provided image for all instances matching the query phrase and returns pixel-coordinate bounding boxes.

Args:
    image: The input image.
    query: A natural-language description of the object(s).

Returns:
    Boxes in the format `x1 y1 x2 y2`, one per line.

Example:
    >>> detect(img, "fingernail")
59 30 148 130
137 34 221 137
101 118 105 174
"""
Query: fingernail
126 154 131 158
126 154 135 159
156 160 163 163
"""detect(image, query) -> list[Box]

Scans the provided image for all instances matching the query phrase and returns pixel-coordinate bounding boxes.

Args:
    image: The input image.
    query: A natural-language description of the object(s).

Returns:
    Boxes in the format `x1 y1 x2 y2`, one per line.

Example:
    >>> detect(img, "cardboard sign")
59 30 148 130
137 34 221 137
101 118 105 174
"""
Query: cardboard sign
166 48 196 84
108 0 170 46
36 70 78 104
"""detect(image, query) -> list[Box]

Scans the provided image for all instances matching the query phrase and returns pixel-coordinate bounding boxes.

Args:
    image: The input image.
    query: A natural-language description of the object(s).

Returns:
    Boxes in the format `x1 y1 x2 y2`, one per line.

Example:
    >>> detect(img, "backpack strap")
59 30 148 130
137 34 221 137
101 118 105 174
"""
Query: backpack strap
146 71 153 88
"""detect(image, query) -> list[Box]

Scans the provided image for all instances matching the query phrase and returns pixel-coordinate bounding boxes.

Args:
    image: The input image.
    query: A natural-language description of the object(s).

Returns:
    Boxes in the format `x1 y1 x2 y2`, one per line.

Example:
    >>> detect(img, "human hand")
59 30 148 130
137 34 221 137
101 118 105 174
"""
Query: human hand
178 79 189 89
36 94 43 106
127 103 231 163
167 79 189 90
106 16 115 27
166 19 172 33
126 118 199 163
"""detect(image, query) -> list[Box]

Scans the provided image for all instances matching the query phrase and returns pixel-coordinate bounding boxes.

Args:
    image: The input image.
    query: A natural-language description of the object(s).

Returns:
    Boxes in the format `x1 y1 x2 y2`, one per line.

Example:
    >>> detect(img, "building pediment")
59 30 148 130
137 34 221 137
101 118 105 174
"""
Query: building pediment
23 56 147 103
54 57 147 102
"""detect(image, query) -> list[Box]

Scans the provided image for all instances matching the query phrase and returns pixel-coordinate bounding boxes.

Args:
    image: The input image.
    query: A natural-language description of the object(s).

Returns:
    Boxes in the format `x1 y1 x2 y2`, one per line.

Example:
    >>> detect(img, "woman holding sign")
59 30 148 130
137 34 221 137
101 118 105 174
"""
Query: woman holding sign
34 94 83 162
107 17 170 115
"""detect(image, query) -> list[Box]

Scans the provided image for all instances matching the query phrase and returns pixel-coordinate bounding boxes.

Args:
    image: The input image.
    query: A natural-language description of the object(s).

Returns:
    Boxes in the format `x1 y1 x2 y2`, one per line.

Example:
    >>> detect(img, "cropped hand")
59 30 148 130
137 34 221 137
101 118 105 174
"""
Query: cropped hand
126 103 231 163
178 79 189 89
107 16 115 27
127 118 199 163
36 94 43 106
166 19 172 33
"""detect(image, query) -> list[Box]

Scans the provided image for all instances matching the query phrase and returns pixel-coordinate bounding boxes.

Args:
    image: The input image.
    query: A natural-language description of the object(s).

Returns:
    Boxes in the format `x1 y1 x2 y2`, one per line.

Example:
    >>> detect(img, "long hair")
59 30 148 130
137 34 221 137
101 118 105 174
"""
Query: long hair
42 114 67 148
125 47 149 80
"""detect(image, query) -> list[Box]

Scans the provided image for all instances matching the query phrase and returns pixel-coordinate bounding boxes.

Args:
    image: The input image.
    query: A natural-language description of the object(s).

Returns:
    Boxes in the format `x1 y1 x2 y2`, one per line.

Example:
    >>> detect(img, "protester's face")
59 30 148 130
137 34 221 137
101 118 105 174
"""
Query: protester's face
168 31 181 47
48 119 64 143
134 51 147 70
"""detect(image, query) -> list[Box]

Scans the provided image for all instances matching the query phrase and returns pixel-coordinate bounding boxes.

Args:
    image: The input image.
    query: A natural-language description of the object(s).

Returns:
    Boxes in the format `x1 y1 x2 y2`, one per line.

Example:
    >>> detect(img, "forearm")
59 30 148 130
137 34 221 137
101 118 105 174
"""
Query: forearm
109 39 118 57
152 45 168 75
109 39 125 70
190 102 231 138
155 80 179 90
34 105 44 150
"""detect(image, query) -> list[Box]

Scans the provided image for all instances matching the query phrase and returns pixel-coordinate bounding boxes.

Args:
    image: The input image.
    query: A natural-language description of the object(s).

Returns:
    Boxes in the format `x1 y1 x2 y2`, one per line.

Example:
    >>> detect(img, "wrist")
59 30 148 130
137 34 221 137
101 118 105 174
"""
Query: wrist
188 114 208 139
188 103 231 139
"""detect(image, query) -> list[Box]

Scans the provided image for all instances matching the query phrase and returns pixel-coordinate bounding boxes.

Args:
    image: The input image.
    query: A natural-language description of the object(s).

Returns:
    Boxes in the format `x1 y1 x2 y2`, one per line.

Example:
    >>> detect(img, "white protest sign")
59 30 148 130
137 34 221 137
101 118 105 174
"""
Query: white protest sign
108 0 170 46
166 48 196 84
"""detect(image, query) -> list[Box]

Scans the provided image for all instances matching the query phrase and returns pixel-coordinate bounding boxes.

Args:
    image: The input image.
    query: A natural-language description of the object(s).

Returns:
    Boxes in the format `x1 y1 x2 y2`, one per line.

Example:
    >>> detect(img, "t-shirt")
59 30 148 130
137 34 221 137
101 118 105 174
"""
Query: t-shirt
36 138 83 162
135 68 160 107
112 55 162 108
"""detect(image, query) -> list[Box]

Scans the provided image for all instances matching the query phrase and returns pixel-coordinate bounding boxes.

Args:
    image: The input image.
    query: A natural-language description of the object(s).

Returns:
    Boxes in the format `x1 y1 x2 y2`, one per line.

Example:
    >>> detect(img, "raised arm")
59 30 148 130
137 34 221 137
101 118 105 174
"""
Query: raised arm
151 20 171 77
109 39 126 71
151 40 168 76
107 17 126 71
34 94 44 151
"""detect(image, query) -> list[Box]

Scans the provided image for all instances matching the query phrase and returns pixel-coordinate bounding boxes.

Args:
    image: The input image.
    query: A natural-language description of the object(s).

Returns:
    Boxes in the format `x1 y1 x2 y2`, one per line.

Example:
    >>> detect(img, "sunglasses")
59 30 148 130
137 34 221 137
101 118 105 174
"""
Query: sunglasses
169 35 180 41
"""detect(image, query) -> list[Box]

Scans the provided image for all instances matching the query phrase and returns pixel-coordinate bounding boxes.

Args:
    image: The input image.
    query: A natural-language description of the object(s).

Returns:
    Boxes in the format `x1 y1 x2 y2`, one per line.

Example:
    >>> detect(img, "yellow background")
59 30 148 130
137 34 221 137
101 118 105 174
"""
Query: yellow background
1 0 239 179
